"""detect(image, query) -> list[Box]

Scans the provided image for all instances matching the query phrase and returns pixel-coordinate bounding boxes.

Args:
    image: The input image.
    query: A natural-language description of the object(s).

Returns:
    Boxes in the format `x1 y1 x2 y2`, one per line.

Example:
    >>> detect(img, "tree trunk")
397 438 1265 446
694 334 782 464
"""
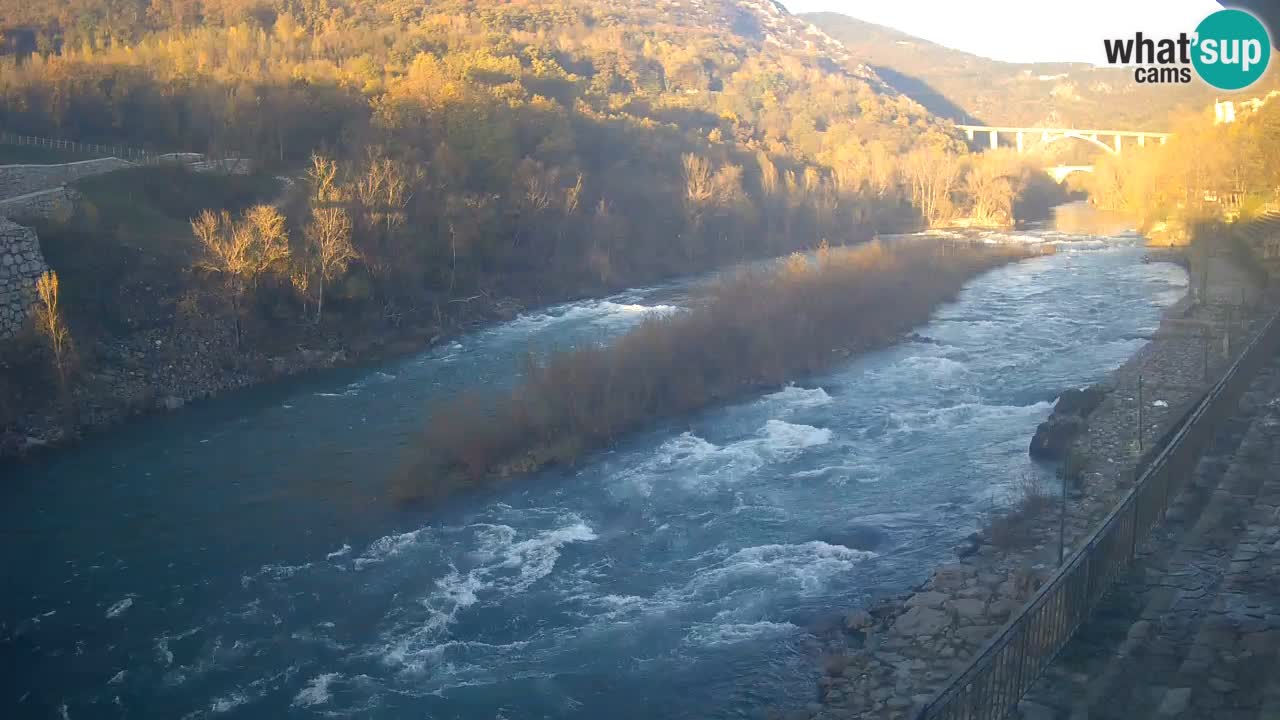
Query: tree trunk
316 272 325 324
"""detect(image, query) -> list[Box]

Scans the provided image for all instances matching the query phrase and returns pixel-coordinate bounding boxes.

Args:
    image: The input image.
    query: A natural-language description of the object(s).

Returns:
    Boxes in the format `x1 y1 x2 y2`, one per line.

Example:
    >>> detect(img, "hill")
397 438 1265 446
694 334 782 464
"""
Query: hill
803 11 1280 130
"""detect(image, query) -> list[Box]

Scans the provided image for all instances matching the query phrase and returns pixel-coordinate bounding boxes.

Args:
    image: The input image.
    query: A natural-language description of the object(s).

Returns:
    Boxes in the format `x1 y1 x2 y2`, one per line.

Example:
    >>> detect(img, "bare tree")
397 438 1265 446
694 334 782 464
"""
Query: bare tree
33 270 74 393
306 206 356 322
903 148 962 228
352 153 414 299
191 205 290 348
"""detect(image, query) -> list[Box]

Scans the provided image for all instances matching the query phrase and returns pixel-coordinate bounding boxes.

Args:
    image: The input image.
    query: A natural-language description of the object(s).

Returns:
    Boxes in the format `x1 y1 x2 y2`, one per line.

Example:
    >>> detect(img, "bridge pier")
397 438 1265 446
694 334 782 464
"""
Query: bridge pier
1016 131 1025 153
989 129 998 150
1114 134 1122 154
1139 134 1146 147
966 127 975 141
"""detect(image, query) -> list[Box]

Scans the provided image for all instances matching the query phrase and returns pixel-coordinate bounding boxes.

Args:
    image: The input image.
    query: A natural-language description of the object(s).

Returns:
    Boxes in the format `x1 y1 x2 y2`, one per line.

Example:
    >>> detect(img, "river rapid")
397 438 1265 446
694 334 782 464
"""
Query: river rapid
1 228 1187 719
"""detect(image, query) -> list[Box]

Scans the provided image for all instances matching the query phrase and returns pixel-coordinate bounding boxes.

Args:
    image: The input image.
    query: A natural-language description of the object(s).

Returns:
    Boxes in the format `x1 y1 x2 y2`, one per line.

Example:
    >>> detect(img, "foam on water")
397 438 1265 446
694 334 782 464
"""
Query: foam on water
105 597 134 618
758 419 832 452
790 462 883 485
210 691 249 713
684 621 798 647
372 516 598 674
293 673 341 707
353 528 427 570
688 542 876 596
498 298 679 336
887 401 1053 436
763 384 833 409
618 420 831 496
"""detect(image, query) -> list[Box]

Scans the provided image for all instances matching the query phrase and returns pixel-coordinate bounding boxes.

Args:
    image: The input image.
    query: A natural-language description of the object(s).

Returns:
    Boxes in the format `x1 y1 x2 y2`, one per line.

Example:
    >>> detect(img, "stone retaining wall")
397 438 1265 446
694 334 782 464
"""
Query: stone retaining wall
0 187 76 223
0 218 49 338
0 157 133 200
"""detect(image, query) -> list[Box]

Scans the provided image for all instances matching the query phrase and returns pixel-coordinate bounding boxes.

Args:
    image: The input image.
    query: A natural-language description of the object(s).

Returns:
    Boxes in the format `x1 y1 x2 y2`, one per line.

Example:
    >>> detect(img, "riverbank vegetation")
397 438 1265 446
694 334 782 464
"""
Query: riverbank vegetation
395 240 1037 503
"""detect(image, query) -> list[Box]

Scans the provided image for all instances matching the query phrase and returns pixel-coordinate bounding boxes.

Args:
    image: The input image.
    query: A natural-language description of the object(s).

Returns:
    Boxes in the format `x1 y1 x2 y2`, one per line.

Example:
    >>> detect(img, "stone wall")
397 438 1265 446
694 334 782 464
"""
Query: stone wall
0 218 49 338
0 187 77 223
0 157 134 200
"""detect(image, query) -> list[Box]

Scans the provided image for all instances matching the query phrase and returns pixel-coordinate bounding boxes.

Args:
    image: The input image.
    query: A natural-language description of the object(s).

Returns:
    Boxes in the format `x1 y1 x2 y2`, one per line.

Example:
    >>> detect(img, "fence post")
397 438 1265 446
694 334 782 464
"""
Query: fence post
1129 493 1138 560
1203 333 1210 382
1137 374 1144 455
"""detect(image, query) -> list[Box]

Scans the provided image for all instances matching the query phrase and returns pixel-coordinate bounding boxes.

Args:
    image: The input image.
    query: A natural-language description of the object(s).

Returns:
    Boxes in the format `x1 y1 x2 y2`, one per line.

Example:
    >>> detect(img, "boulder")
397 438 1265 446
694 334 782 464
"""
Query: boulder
987 598 1021 622
1053 386 1108 418
892 606 949 637
955 624 1000 646
932 564 976 591
844 609 873 632
158 395 185 411
945 598 987 621
1029 414 1083 460
905 591 948 609
955 531 985 559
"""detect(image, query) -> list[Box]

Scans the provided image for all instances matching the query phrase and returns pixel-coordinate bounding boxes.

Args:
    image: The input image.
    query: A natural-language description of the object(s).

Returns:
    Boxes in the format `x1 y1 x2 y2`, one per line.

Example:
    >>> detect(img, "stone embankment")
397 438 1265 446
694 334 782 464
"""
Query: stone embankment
0 218 49 338
0 157 133 199
1019 355 1280 719
803 250 1266 720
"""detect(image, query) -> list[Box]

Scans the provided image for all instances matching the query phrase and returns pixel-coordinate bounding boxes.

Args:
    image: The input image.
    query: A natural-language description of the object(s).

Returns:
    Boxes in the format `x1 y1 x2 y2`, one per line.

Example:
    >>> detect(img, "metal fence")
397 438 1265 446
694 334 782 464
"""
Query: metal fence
0 132 153 161
915 304 1280 720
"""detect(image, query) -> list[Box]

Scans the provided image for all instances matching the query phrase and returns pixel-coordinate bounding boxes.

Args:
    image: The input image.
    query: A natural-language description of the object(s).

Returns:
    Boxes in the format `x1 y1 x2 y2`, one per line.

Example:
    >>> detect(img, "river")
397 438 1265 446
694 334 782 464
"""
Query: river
1 227 1188 719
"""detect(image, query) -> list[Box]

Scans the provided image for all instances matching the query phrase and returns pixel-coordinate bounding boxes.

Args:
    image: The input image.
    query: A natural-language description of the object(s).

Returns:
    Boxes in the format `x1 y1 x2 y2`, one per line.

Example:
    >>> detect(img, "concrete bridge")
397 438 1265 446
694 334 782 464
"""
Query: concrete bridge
1047 165 1095 182
956 125 1172 155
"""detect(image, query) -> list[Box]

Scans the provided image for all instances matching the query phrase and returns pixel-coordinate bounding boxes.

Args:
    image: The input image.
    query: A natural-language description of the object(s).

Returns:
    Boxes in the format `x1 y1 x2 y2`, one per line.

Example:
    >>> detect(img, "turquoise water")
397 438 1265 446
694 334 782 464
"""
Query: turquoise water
0 231 1187 719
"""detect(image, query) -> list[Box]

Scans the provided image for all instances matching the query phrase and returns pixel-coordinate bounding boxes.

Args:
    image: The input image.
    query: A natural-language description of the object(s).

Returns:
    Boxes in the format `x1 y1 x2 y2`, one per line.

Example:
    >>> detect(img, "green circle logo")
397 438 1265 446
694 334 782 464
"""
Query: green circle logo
1193 9 1271 90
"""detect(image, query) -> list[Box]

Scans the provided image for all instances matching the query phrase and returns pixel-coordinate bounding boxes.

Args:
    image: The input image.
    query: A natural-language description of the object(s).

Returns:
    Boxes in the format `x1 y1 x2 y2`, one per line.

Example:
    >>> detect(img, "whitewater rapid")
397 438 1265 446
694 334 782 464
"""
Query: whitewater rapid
1 232 1188 719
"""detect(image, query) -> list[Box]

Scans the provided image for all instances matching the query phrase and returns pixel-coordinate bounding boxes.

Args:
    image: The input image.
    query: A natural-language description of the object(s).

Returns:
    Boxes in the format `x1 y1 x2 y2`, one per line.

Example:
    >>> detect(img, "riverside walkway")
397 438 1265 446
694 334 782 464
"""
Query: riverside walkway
1016 356 1280 720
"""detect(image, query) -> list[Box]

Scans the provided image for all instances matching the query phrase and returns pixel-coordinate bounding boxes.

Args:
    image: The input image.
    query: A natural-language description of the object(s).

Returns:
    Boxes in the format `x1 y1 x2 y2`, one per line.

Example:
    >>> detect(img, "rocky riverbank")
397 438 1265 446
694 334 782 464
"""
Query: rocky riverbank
798 249 1267 720
0 294 527 461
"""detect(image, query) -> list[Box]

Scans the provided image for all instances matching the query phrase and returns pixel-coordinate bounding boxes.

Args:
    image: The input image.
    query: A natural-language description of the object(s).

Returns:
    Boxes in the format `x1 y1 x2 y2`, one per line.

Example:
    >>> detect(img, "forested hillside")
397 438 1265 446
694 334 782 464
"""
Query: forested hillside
805 11 1280 130
0 0 1071 449
0 0 978 292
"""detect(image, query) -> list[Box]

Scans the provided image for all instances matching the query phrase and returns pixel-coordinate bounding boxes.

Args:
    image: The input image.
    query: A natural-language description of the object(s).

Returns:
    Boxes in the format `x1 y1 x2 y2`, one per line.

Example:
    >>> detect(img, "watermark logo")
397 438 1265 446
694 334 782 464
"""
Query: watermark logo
1102 8 1271 90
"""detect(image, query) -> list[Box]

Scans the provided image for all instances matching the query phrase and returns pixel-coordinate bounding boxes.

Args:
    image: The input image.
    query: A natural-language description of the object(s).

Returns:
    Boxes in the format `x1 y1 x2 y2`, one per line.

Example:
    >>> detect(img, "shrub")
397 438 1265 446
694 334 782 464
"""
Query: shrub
986 474 1055 551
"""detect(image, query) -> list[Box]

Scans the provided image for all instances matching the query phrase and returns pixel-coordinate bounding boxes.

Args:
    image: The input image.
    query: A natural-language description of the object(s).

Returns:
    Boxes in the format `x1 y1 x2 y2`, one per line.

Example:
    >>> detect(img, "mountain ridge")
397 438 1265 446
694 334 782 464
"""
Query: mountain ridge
804 10 1280 130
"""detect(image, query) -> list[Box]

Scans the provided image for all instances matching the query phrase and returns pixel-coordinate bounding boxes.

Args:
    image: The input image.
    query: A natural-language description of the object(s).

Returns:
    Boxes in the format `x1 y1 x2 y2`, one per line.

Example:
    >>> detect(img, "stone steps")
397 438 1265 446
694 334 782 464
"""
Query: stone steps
1017 359 1280 720
1069 413 1270 719
1156 415 1280 718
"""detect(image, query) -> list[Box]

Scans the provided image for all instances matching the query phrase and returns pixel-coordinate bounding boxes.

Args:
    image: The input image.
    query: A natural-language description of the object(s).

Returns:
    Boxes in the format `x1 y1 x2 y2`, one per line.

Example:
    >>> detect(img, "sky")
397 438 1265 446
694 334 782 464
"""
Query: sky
781 0 1226 65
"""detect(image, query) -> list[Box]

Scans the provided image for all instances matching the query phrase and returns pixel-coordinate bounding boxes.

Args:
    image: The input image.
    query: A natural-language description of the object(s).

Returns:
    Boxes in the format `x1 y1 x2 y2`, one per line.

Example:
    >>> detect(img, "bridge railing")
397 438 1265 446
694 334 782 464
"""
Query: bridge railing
913 302 1280 720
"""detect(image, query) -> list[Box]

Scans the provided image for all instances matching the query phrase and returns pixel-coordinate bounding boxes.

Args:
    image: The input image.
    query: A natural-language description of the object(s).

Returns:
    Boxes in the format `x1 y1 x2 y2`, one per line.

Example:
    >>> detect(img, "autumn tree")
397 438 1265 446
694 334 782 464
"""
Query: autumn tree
964 153 1016 225
903 147 963 228
191 205 289 348
306 205 356 323
33 270 74 394
351 152 415 303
